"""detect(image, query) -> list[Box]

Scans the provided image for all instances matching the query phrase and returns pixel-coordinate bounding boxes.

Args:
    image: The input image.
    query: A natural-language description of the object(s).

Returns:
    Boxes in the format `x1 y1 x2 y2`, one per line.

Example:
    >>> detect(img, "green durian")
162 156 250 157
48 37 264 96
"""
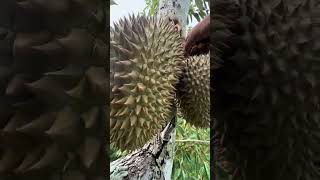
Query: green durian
110 15 184 151
213 0 320 179
177 54 210 128
0 0 107 179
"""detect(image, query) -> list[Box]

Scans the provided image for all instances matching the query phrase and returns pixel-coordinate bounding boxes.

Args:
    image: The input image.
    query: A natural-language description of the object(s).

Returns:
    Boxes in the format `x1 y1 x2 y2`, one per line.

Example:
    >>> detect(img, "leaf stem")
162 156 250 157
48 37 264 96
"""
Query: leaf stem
176 139 210 144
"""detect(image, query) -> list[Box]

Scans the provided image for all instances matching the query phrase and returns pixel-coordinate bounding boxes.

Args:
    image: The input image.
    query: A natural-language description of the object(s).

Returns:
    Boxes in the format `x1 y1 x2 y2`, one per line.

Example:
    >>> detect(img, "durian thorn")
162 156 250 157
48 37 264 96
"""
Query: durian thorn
118 85 132 94
119 74 129 79
135 105 142 115
132 30 144 44
157 99 163 105
139 118 146 127
136 95 141 103
112 45 133 57
137 83 146 92
128 40 142 52
113 120 122 130
115 60 132 67
124 95 135 105
130 58 139 64
136 128 142 137
125 133 132 145
111 85 118 93
110 118 116 128
146 121 151 129
130 116 137 126
142 95 148 104
120 120 129 130
141 53 148 64
131 86 138 93
114 109 124 117
118 107 129 116
138 24 148 42
150 78 156 85
128 71 138 79
114 97 126 105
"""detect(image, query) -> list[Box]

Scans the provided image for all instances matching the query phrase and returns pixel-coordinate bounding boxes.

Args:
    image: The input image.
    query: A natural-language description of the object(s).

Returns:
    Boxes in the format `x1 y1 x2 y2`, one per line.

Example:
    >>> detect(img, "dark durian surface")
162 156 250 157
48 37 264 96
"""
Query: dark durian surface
0 0 107 179
213 0 320 179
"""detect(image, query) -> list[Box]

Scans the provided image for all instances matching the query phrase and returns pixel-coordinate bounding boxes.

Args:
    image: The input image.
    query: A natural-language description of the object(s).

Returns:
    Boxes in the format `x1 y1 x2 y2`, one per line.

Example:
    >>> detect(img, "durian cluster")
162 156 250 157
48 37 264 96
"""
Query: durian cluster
0 0 107 179
110 14 211 151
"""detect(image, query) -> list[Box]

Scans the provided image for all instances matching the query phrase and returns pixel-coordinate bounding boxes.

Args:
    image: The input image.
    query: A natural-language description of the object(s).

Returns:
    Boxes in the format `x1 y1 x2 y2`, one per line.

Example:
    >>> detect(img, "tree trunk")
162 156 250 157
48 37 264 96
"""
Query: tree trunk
110 0 190 179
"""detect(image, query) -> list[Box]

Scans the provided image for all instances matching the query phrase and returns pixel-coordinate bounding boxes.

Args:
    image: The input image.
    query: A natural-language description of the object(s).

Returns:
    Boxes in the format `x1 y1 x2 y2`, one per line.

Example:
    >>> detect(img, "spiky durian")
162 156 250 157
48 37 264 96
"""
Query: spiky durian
110 15 184 151
0 0 107 179
213 0 320 179
177 54 210 128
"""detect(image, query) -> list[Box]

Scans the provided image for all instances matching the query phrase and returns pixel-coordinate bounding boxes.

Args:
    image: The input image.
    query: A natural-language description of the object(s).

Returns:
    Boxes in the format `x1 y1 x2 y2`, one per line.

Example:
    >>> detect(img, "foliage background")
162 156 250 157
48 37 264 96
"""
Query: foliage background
143 0 209 25
173 117 210 179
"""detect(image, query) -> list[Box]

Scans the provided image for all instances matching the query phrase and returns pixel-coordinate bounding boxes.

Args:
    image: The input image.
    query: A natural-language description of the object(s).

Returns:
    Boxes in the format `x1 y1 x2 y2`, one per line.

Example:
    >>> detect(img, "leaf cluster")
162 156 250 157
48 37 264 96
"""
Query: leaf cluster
142 0 209 24
173 117 210 179
188 0 209 23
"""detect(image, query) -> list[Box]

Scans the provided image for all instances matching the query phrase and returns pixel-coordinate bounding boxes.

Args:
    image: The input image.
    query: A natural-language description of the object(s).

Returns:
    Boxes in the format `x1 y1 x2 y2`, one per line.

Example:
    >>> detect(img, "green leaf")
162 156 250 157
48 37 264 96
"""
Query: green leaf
182 170 186 179
174 118 210 179
205 162 210 179
190 133 198 139
176 168 181 178
193 13 201 22
195 0 204 10
185 153 192 163
199 10 206 19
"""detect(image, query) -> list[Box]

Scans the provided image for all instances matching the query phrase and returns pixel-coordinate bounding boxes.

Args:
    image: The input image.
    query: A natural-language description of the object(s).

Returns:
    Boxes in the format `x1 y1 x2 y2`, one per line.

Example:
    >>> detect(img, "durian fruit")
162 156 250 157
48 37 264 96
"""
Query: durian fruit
177 54 210 128
0 0 107 179
213 0 320 179
110 15 184 151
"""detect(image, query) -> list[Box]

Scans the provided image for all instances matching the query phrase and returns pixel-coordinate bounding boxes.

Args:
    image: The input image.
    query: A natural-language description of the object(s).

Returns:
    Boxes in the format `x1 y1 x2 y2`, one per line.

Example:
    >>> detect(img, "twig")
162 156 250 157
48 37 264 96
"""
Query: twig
176 139 210 144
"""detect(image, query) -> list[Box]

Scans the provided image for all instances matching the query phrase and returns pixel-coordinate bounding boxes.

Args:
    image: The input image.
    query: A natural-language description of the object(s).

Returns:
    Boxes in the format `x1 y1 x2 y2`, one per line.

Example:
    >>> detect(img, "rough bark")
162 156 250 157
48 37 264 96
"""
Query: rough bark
110 115 176 180
110 0 190 179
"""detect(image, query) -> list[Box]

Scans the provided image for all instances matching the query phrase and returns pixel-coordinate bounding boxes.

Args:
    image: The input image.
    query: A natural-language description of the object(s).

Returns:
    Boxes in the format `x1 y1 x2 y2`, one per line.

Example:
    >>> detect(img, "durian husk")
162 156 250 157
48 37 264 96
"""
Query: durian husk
110 15 184 151
177 54 210 128
0 0 107 179
213 0 320 179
